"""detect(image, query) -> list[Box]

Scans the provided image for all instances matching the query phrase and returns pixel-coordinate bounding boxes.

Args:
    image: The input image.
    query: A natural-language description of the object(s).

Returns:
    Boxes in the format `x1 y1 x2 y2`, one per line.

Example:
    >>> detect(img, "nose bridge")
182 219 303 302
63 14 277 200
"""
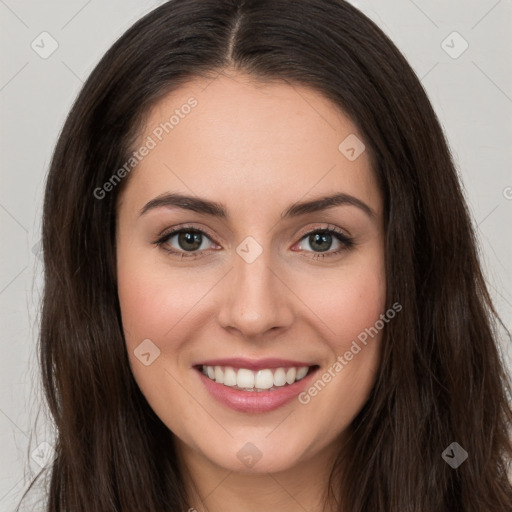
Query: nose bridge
218 236 293 336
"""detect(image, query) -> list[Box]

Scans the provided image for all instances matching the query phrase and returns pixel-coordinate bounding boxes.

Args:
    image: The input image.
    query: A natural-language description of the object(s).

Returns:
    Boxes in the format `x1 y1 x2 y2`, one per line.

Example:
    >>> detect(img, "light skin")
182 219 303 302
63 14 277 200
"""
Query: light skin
116 69 386 512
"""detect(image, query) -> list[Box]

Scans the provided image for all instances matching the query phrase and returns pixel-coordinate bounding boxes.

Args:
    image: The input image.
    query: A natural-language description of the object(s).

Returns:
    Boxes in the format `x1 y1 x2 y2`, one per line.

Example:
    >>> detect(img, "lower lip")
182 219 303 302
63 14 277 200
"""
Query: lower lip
195 366 319 413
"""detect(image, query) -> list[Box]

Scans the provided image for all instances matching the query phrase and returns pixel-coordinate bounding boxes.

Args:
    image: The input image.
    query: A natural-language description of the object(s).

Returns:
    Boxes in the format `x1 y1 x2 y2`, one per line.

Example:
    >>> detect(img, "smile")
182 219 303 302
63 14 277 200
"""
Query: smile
194 362 320 413
199 364 312 391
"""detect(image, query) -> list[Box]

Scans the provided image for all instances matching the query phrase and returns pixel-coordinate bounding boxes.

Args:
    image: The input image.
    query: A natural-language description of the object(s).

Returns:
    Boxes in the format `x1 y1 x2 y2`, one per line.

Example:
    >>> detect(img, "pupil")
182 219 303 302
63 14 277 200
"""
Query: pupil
179 231 201 251
310 232 331 252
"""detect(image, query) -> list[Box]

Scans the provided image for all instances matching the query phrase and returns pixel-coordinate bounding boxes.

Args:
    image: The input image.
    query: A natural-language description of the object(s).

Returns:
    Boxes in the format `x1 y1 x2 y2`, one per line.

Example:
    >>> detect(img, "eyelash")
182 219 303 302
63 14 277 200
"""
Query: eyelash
153 224 355 260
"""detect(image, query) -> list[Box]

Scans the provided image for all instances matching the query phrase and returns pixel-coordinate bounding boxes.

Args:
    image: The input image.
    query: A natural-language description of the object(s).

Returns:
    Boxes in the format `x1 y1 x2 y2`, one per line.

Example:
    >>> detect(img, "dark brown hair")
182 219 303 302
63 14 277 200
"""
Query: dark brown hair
18 0 512 510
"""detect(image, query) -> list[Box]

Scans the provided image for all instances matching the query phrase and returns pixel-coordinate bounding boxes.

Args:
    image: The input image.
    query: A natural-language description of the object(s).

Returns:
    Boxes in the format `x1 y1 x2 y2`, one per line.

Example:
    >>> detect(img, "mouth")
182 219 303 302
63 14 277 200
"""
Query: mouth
193 363 320 413
194 363 320 392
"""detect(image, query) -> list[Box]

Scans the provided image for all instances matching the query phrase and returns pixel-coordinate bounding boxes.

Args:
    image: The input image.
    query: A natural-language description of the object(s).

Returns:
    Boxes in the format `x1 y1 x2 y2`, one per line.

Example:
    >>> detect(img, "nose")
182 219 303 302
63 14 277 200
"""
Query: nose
217 243 295 339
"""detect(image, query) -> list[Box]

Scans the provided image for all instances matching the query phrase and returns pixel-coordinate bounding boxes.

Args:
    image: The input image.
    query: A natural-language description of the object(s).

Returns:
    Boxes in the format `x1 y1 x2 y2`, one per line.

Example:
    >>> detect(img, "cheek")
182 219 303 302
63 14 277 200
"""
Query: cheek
116 246 218 417
330 269 386 343
116 251 202 435
293 250 386 417
303 251 387 348
116 243 211 346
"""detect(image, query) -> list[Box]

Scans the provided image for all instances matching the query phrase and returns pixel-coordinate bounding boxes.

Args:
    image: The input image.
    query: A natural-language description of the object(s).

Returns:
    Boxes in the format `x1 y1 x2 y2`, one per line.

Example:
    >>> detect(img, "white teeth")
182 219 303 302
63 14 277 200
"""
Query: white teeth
201 364 312 391
214 366 224 384
286 367 296 384
236 368 255 389
296 366 308 380
254 369 274 390
223 367 237 387
273 368 287 386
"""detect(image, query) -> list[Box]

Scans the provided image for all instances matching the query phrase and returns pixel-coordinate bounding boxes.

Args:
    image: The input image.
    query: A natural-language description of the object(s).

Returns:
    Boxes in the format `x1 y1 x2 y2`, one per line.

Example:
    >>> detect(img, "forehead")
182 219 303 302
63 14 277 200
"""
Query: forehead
119 71 380 218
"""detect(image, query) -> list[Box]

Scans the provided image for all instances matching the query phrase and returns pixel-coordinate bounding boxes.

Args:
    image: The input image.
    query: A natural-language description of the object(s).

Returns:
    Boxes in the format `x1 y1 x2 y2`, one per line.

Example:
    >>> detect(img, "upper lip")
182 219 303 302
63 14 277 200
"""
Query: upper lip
194 357 317 371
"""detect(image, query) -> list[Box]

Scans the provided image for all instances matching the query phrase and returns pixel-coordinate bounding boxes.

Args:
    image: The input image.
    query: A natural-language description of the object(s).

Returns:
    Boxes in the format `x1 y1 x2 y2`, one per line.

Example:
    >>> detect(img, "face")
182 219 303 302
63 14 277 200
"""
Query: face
116 70 386 478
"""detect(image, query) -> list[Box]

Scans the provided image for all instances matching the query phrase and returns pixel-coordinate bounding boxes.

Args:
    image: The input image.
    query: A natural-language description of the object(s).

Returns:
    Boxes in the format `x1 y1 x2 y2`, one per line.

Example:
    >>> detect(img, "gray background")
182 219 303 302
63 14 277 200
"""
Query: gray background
1 0 511 509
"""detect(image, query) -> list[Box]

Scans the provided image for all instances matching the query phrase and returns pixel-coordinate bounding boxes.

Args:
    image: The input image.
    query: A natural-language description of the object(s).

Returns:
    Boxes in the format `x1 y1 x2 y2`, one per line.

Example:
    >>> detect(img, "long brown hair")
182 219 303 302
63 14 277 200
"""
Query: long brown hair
18 0 512 510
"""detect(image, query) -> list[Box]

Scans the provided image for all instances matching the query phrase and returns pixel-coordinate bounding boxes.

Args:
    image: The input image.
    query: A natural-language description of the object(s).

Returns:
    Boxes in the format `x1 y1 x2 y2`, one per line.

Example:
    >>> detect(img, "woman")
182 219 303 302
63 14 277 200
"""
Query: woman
18 0 512 510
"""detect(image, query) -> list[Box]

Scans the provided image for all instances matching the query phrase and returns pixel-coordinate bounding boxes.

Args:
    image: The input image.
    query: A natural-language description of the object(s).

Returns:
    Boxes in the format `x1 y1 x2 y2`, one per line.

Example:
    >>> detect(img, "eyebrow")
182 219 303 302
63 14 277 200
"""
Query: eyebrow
138 192 376 220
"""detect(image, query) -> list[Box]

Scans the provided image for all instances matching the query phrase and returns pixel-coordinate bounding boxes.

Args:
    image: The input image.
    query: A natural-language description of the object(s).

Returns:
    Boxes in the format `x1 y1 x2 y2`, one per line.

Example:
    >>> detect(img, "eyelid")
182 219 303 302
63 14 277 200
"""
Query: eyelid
155 223 219 245
293 222 352 240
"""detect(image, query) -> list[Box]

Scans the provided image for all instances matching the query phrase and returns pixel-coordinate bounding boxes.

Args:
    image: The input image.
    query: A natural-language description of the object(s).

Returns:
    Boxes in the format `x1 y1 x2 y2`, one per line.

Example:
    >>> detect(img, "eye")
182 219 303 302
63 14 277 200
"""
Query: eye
294 225 355 259
154 226 218 259
153 224 355 260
